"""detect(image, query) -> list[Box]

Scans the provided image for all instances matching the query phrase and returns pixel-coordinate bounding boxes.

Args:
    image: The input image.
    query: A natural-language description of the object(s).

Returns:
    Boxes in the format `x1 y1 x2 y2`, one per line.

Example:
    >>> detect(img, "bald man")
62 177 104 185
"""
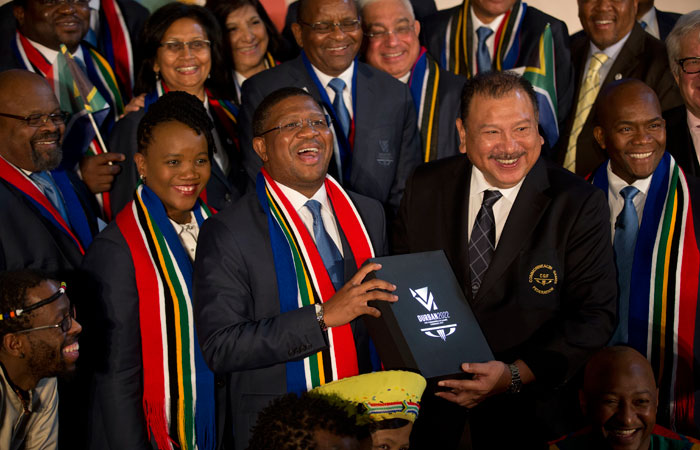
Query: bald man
589 79 700 435
550 347 700 449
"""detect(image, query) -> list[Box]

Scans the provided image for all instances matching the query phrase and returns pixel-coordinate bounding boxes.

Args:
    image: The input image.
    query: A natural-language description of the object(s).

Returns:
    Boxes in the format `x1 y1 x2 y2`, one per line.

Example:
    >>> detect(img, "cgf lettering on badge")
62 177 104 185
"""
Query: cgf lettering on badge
528 264 558 294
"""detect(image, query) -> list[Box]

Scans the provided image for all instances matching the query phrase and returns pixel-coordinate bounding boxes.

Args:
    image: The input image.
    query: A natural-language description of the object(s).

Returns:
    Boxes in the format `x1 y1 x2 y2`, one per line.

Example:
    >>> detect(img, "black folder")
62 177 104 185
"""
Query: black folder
363 250 493 380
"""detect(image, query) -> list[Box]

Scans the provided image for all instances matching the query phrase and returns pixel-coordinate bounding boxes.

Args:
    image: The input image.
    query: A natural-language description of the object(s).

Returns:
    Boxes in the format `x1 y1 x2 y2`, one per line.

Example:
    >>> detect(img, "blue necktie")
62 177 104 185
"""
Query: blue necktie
610 186 640 345
85 28 98 46
476 26 494 74
306 200 344 290
640 20 648 30
30 171 70 224
328 78 351 138
469 190 502 295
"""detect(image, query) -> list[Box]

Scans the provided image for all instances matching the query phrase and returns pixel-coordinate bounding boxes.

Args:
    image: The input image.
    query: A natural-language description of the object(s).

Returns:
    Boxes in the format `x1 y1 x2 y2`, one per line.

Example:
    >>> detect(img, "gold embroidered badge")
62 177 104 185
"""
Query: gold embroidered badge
528 264 558 294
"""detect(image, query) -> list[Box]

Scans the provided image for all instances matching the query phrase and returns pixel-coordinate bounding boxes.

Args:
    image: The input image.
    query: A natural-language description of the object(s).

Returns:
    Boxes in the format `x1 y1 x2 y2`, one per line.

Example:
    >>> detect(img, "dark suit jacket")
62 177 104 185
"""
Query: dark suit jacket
559 23 683 177
107 108 249 216
81 219 229 450
193 189 386 449
664 105 700 178
0 0 148 95
421 4 575 125
425 65 466 160
656 8 682 41
238 56 422 213
392 155 617 447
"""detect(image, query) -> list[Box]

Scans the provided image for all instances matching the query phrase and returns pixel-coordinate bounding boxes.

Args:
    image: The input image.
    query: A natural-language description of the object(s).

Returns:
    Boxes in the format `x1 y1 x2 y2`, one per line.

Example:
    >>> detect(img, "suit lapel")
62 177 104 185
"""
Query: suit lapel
601 24 645 86
291 56 324 101
474 158 551 304
351 64 374 187
443 158 473 302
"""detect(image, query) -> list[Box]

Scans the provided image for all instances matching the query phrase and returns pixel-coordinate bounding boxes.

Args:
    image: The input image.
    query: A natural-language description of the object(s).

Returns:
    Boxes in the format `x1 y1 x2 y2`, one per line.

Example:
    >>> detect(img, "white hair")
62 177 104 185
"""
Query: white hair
358 0 415 20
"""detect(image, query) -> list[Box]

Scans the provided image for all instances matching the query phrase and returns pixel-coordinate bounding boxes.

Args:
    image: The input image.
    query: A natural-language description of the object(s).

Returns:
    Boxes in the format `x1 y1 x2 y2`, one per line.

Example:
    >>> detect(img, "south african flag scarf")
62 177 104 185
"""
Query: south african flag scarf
592 153 700 432
409 48 442 162
441 0 526 77
116 184 215 450
256 169 374 394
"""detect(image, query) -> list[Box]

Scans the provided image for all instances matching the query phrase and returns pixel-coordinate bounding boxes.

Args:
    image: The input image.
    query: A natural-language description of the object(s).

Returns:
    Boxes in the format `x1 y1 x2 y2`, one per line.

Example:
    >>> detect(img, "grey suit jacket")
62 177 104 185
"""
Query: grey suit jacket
238 56 422 214
559 23 683 176
193 187 386 449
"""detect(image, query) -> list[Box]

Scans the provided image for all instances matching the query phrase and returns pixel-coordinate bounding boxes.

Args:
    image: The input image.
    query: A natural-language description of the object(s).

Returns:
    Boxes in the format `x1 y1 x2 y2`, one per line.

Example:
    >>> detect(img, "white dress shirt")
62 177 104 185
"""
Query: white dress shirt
169 212 199 261
606 162 652 241
584 30 631 88
638 7 660 40
469 9 506 73
26 37 86 65
312 62 355 118
467 166 524 246
277 183 344 256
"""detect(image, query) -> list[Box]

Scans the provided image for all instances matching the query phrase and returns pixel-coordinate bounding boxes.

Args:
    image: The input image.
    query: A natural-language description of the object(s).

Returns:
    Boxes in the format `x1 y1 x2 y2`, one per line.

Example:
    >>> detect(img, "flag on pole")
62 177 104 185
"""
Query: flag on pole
55 44 114 220
522 24 559 148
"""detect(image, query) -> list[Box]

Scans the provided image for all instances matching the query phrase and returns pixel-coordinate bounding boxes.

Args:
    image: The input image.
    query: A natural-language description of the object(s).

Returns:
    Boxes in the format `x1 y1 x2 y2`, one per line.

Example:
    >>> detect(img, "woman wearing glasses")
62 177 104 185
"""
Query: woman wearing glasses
108 3 248 217
83 92 221 450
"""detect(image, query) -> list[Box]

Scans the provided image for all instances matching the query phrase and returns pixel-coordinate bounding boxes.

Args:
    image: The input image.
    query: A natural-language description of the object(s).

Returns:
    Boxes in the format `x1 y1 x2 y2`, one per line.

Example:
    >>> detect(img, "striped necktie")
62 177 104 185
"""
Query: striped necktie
468 190 502 295
563 52 609 173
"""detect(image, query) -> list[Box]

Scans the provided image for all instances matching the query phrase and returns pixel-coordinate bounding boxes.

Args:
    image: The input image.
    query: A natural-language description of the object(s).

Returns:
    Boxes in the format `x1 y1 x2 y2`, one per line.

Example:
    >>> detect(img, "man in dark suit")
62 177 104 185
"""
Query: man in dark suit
0 0 148 98
193 88 398 449
361 0 465 161
664 11 700 178
558 0 682 177
590 79 700 436
636 0 681 40
392 71 617 448
0 69 97 450
238 0 421 214
420 0 574 130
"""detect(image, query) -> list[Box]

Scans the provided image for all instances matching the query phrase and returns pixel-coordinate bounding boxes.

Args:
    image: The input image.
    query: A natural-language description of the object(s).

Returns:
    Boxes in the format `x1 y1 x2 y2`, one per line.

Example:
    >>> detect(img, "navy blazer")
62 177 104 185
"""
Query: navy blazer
193 189 386 449
392 155 617 447
238 56 422 214
559 23 683 177
656 8 682 41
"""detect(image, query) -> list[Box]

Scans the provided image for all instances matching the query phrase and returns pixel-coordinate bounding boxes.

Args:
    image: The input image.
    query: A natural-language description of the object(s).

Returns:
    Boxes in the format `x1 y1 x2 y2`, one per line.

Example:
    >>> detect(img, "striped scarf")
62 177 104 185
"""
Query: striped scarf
409 48 442 162
115 184 216 450
256 169 374 394
100 0 134 99
441 0 526 77
592 153 700 432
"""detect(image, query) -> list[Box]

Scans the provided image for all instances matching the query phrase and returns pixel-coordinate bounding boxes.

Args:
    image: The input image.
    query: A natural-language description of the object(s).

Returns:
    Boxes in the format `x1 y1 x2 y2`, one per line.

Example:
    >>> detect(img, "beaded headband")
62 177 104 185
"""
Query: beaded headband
0 281 67 321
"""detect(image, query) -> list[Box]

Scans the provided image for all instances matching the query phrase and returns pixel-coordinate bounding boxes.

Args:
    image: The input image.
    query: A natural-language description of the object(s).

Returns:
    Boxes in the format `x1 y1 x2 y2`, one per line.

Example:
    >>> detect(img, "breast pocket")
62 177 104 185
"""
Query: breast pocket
517 253 562 312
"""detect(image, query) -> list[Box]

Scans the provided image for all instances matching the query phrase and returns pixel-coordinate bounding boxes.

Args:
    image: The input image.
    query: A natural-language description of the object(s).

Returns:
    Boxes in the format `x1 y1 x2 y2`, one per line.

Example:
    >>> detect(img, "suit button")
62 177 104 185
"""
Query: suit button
225 193 231 202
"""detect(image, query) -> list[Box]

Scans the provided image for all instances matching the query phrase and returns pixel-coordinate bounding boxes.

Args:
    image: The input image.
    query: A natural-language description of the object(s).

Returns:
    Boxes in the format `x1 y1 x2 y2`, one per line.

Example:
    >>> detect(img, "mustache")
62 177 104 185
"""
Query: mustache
31 132 61 143
488 151 526 160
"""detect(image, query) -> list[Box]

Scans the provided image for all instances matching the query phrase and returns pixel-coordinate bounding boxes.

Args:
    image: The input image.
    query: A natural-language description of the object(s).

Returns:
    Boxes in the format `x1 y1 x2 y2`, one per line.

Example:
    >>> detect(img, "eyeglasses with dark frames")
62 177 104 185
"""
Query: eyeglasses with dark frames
298 19 361 34
0 111 69 128
256 115 332 137
677 57 700 75
159 40 212 54
15 305 75 334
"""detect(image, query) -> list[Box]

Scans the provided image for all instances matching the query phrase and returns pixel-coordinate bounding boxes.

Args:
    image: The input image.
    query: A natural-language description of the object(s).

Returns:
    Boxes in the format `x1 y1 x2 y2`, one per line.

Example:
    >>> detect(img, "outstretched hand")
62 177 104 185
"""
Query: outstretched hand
435 361 511 408
323 263 398 328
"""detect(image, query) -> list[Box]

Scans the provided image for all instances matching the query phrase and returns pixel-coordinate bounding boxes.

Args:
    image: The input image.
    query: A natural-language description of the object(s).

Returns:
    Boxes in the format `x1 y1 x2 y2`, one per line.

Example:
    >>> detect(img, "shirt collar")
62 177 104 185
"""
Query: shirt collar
399 71 411 83
687 109 700 131
168 212 197 233
470 7 506 33
589 28 631 61
312 61 355 92
638 6 656 28
276 181 330 214
606 160 653 200
25 36 85 66
470 165 524 204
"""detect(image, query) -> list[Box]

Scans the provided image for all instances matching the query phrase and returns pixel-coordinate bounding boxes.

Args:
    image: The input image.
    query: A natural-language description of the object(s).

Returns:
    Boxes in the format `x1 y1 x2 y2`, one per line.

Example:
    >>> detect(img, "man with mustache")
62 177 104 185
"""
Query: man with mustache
550 346 700 450
237 0 421 216
558 0 682 178
0 270 82 450
194 87 397 449
392 71 617 447
589 79 700 436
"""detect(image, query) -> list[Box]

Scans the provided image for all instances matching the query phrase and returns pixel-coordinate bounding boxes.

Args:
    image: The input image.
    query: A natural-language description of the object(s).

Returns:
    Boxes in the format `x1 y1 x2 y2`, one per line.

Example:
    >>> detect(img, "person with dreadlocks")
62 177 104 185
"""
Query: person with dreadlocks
82 91 221 450
0 269 81 450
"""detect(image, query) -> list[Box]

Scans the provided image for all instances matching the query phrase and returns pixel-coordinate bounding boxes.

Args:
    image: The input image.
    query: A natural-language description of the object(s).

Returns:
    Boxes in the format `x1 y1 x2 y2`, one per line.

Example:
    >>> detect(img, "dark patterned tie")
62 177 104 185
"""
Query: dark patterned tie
469 190 502 295
306 200 344 290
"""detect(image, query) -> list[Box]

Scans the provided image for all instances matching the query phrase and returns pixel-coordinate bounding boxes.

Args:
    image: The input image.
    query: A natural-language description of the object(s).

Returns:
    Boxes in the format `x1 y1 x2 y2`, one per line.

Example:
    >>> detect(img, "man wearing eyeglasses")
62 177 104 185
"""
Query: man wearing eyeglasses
664 11 700 179
194 87 396 449
0 270 81 450
238 0 421 217
360 0 465 162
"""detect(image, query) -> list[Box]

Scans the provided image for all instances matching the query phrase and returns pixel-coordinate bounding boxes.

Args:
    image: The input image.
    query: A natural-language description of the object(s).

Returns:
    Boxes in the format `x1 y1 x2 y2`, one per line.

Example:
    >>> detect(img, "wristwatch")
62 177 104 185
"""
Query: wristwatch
315 303 328 332
506 363 522 394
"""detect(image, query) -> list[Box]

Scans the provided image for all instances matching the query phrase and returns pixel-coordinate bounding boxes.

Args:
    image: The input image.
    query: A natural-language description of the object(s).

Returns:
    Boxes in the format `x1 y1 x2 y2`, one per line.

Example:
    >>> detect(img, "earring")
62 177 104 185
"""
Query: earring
207 73 211 79
139 173 146 182
154 71 160 81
